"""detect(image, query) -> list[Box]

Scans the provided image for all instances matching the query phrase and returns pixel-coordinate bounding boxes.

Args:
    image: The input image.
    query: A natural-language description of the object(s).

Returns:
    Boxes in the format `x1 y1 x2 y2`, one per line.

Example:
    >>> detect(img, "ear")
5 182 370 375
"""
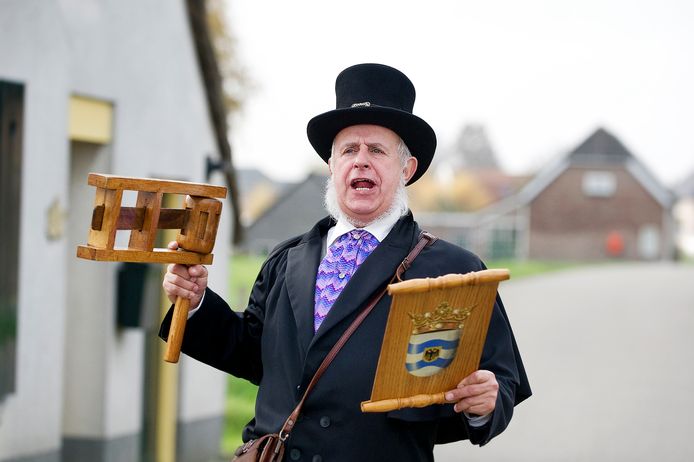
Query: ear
328 156 334 176
402 156 418 183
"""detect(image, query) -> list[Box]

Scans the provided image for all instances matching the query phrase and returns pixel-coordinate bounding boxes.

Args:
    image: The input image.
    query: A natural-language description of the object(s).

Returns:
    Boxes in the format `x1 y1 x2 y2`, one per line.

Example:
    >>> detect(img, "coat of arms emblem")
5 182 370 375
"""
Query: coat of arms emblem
405 302 475 377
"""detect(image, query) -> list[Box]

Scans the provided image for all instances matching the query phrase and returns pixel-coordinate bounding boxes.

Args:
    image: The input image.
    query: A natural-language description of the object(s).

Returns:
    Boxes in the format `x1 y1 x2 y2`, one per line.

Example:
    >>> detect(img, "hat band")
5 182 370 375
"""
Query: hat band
350 102 371 108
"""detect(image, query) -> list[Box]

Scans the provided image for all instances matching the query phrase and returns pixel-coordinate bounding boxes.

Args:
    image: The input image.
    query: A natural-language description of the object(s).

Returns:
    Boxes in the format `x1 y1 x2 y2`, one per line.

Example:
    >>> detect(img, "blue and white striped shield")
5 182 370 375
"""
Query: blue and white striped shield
405 328 461 377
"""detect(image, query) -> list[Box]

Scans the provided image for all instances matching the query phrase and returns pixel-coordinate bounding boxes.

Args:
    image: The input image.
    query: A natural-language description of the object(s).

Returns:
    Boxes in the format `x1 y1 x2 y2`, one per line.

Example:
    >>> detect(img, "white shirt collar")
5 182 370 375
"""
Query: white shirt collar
326 208 403 251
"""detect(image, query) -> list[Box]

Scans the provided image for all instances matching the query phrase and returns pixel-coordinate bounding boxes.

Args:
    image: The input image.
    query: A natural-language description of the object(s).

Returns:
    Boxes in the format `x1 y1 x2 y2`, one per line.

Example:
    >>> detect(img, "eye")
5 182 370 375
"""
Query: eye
340 144 361 155
370 146 384 154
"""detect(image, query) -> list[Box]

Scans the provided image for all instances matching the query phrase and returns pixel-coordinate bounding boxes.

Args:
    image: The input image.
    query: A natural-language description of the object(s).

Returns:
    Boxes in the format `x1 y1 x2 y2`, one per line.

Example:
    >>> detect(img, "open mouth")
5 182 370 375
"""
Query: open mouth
350 178 376 191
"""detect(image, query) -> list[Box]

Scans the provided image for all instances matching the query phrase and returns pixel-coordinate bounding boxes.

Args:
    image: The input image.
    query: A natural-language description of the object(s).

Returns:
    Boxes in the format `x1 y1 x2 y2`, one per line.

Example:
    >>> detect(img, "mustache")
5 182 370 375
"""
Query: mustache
323 175 408 227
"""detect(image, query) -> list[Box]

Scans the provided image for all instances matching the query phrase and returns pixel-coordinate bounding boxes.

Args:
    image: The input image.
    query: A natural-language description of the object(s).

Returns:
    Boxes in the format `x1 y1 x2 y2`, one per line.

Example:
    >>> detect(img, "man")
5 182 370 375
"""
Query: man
161 63 531 461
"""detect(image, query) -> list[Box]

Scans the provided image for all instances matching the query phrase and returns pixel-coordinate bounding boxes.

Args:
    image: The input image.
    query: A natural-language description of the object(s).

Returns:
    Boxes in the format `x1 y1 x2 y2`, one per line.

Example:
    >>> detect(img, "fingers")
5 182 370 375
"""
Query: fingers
452 395 493 415
162 264 208 307
167 240 179 250
445 370 498 415
461 369 495 386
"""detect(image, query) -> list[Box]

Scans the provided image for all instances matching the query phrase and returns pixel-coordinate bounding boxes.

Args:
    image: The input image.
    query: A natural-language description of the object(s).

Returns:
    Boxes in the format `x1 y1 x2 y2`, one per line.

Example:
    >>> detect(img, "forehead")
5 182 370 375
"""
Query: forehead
333 124 400 147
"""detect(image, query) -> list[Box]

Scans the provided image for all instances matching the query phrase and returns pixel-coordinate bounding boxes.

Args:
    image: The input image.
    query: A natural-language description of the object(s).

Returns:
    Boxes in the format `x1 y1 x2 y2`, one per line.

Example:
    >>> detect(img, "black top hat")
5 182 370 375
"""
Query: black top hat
307 63 436 185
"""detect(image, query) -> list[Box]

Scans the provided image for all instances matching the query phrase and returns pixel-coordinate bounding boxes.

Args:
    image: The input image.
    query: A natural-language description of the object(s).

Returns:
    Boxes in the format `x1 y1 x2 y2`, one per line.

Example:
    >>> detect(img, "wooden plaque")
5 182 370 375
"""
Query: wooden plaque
361 269 509 413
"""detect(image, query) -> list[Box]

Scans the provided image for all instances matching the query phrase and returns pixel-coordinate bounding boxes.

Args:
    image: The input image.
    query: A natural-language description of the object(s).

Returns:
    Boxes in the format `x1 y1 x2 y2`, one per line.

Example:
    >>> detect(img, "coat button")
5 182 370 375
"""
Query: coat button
290 448 301 460
319 416 331 428
312 455 322 462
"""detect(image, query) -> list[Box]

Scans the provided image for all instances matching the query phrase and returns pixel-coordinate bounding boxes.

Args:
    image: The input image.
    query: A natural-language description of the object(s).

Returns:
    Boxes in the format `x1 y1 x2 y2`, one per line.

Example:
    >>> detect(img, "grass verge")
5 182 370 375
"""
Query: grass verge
221 376 258 455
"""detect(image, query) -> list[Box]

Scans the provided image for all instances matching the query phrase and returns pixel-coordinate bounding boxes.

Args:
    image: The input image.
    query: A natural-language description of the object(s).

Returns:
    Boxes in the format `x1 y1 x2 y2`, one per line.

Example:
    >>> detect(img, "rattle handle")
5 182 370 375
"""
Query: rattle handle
164 296 190 363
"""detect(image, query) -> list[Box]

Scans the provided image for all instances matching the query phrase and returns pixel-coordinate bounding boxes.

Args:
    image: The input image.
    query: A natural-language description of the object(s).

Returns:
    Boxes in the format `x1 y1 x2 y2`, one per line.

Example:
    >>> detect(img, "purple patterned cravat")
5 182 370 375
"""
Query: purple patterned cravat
314 229 380 332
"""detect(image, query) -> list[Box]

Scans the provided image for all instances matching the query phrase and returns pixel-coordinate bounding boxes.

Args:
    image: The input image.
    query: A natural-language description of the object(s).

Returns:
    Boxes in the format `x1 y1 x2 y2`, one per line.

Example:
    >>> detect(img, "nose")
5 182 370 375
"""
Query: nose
352 144 371 169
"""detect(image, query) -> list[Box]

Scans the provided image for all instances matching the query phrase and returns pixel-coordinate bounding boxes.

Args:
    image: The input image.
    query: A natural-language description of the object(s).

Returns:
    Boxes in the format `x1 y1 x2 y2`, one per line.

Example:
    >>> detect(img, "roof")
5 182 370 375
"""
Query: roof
240 173 329 252
483 127 674 215
569 127 633 164
676 171 694 198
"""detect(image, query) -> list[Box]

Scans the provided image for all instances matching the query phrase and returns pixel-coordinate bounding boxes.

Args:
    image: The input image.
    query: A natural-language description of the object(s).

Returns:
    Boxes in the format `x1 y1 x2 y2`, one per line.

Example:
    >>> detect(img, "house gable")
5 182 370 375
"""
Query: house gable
242 173 328 253
526 128 673 260
504 128 673 214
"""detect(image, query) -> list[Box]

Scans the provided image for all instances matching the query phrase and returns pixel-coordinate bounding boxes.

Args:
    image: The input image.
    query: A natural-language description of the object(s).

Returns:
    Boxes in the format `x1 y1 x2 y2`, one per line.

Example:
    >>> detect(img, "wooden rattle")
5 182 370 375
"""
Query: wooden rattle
76 173 227 363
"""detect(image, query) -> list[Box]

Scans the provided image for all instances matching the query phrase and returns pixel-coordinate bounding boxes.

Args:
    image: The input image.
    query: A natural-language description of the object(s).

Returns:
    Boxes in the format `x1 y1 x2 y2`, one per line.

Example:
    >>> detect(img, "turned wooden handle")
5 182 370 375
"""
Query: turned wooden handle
164 296 190 363
361 392 448 413
388 269 510 295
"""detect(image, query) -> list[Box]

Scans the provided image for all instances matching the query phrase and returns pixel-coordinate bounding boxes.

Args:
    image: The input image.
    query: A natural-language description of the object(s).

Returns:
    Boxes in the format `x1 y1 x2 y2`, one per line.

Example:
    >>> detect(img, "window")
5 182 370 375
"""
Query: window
0 81 24 404
582 171 617 197
488 228 517 260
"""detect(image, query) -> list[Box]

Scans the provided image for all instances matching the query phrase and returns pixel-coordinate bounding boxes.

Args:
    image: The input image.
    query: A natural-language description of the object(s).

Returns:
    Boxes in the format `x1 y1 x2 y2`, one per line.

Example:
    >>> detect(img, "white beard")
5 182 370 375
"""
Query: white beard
323 176 409 228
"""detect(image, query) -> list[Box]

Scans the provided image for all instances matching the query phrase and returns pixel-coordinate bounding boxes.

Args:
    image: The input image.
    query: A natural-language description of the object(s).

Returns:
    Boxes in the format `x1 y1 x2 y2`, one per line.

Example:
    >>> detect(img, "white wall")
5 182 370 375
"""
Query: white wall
0 0 230 459
675 197 694 257
0 0 72 457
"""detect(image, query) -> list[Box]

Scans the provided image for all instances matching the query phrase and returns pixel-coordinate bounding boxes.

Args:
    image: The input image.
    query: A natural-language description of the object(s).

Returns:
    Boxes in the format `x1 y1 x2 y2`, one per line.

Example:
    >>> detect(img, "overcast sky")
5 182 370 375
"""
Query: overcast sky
225 0 694 187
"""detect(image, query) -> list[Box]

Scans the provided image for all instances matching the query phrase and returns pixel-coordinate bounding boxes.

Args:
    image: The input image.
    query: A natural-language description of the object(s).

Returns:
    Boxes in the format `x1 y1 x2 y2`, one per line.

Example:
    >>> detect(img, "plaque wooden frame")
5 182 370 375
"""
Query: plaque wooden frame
361 269 509 413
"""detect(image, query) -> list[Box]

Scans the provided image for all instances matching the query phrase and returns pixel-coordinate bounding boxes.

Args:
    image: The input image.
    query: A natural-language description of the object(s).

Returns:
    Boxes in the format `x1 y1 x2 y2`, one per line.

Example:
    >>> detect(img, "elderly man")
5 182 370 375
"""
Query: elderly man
161 63 530 461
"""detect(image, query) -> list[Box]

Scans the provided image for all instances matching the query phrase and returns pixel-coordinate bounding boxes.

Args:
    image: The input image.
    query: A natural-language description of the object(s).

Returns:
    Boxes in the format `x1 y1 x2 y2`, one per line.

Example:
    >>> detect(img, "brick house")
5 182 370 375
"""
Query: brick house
521 128 674 260
418 128 675 261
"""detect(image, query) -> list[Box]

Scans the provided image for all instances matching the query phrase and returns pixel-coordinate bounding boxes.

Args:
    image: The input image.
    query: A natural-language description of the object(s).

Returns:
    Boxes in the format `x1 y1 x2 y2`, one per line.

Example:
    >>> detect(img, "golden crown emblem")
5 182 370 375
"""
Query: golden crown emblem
409 302 476 335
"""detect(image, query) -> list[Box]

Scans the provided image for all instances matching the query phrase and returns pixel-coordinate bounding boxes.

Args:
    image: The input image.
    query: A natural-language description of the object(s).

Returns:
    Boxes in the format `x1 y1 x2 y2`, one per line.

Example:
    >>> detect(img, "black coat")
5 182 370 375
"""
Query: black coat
161 213 531 461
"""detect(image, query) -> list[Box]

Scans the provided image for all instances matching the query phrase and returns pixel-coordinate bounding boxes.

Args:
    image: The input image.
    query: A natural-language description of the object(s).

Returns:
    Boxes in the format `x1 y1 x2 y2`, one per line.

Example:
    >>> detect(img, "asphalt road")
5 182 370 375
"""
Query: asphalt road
435 262 694 462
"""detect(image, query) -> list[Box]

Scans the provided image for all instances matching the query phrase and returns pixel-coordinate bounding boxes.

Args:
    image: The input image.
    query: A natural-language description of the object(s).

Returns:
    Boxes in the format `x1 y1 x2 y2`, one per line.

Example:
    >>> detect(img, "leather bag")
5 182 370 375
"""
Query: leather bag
232 433 285 462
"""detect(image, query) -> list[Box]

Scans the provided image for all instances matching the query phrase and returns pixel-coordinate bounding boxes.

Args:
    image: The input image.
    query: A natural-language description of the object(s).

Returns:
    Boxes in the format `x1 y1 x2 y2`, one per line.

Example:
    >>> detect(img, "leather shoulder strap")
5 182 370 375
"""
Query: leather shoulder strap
396 230 438 280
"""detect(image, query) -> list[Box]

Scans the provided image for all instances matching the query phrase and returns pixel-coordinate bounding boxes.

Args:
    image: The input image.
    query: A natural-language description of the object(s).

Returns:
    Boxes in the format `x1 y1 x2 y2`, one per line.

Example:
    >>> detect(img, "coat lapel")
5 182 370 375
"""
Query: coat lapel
285 217 332 356
308 214 418 349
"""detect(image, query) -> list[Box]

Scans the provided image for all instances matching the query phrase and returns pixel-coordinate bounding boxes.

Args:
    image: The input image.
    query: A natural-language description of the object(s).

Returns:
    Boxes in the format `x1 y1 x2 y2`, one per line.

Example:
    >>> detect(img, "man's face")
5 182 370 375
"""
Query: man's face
329 124 417 225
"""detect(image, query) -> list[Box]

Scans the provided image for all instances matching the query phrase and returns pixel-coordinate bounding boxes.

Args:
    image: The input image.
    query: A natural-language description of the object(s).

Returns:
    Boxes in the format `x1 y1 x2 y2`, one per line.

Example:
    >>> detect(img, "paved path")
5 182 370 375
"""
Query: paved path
435 262 694 462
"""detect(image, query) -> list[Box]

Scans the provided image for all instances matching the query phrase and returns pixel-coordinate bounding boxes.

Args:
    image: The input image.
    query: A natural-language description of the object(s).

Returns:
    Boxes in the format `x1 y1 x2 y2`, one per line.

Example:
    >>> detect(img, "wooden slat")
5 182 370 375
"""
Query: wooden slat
92 207 189 231
91 205 105 230
156 208 189 229
116 207 145 230
87 187 122 249
76 245 213 265
128 190 163 251
87 173 227 198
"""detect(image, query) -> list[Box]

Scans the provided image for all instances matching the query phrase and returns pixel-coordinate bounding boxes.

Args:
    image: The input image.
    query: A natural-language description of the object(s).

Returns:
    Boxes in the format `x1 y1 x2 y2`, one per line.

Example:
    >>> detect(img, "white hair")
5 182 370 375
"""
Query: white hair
323 138 412 227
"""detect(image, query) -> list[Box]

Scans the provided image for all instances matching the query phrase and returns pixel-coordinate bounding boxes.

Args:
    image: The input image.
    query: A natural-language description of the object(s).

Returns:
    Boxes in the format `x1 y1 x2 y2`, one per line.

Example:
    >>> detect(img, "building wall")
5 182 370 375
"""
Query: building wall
0 1 230 460
416 214 526 262
0 1 72 458
674 197 694 258
243 174 328 254
528 166 666 260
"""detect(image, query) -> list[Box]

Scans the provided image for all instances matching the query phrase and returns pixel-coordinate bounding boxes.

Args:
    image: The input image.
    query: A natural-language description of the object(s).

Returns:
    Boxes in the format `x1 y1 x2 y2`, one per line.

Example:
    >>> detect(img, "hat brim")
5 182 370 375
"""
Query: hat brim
307 106 436 185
